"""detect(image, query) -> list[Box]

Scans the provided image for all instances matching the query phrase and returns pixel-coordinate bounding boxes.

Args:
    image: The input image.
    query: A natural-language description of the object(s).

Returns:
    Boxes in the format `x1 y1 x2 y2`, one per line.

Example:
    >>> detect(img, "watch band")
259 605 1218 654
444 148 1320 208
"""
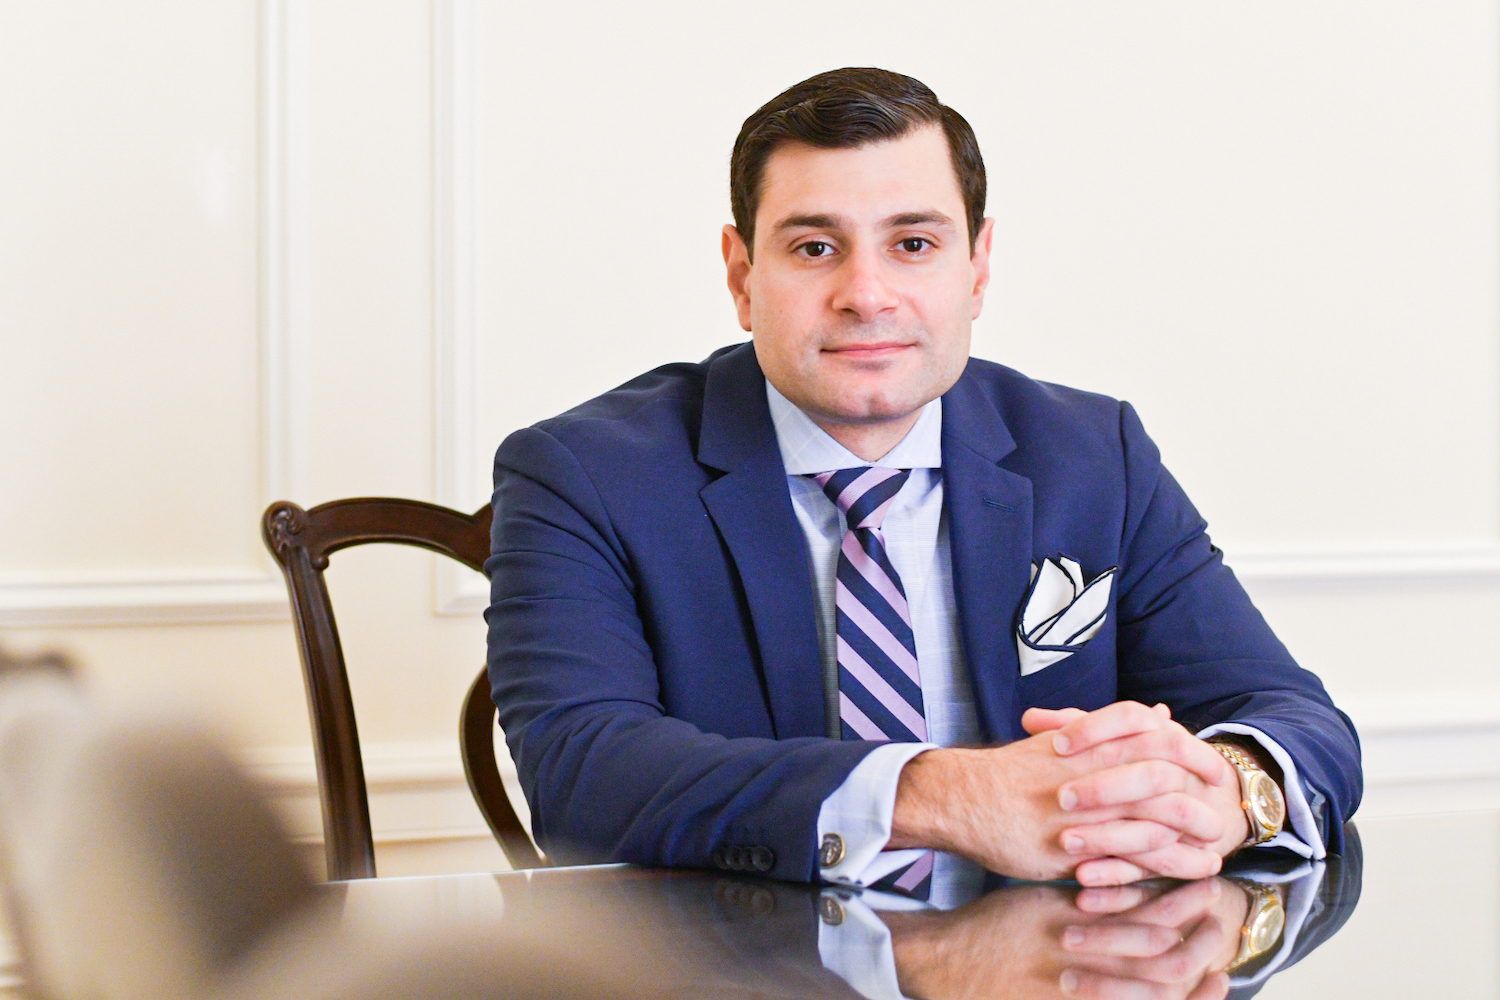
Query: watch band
1209 740 1285 846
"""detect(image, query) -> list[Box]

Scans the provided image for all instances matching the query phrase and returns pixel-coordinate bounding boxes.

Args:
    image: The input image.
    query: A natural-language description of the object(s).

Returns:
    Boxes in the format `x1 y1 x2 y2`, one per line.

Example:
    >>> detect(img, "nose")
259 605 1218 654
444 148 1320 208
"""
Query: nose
828 245 900 323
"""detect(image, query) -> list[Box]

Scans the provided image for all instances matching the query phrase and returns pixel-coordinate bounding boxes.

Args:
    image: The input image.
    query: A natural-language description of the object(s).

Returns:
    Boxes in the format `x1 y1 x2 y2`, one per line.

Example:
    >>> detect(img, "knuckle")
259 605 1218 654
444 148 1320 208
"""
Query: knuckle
1161 955 1194 980
1148 759 1178 789
1169 795 1194 827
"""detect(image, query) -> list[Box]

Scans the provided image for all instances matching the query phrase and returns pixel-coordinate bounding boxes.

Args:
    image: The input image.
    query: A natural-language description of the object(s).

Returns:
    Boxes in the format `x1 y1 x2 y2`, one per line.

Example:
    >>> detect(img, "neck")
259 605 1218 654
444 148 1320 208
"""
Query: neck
813 410 923 462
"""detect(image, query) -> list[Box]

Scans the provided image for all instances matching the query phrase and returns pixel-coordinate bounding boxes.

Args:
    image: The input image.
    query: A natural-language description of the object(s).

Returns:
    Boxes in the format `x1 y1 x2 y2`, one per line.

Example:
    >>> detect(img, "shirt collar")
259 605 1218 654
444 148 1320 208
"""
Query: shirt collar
765 380 943 475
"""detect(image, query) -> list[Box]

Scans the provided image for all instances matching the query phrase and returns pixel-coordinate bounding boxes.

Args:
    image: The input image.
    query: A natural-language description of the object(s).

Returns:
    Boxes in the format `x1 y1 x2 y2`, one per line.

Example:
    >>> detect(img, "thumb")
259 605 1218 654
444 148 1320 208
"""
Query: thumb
1022 706 1087 735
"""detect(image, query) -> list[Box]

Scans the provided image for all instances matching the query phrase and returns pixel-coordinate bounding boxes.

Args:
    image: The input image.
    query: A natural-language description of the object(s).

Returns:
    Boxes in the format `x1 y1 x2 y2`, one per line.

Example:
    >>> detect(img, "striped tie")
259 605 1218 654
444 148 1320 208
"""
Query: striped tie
813 467 933 899
812 467 927 743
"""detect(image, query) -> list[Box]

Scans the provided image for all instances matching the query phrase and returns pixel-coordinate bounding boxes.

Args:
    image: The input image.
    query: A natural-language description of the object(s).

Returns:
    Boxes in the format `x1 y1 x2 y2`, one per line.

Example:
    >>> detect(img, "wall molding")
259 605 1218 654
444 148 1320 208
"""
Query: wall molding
1228 544 1500 587
0 0 308 629
432 0 485 616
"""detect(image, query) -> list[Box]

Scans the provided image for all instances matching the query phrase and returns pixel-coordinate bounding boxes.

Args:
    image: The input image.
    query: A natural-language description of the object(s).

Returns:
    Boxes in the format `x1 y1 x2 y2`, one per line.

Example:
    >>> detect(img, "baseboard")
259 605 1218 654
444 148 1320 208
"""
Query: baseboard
243 738 528 847
243 691 1500 852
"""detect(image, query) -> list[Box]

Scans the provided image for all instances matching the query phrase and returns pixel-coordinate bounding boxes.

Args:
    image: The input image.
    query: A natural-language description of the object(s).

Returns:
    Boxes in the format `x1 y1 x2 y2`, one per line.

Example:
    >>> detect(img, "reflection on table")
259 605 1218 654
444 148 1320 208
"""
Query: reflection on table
328 828 1362 999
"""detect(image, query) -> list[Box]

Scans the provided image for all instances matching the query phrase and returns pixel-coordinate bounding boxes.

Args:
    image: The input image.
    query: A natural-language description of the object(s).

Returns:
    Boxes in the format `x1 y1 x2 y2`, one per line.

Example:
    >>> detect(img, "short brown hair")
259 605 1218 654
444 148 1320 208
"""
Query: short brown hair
730 67 986 257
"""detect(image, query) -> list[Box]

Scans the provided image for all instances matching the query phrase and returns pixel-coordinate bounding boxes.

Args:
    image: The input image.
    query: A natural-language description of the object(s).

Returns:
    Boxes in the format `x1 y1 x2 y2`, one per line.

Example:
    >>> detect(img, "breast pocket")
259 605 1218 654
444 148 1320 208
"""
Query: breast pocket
1014 631 1119 712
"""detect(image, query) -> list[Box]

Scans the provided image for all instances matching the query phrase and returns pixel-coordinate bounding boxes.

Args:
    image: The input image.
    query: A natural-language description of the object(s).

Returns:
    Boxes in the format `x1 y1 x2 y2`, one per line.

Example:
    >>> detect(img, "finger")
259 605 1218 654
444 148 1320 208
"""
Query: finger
1074 857 1153 887
1058 967 1182 1000
1061 760 1192 811
1118 915 1226 984
1120 792 1227 843
1074 884 1155 914
1082 730 1232 787
1053 701 1163 756
1024 706 1088 735
1118 842 1223 881
1062 820 1180 857
1062 921 1185 958
1109 878 1222 928
1186 972 1230 1000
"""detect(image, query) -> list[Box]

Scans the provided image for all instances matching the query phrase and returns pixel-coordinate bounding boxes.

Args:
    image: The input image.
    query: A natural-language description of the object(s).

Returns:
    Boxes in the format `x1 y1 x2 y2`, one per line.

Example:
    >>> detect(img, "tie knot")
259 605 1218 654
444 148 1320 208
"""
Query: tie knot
812 467 912 530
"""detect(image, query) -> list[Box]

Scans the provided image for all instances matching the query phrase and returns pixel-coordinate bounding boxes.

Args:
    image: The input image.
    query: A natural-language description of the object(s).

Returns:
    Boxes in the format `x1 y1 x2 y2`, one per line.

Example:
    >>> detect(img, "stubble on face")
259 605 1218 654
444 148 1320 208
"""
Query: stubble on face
784 314 965 428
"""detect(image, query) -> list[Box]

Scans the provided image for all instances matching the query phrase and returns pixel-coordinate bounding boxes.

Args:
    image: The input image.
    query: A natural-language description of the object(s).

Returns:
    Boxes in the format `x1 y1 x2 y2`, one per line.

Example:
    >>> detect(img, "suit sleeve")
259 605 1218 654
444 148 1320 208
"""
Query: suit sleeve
1112 402 1363 852
484 427 876 881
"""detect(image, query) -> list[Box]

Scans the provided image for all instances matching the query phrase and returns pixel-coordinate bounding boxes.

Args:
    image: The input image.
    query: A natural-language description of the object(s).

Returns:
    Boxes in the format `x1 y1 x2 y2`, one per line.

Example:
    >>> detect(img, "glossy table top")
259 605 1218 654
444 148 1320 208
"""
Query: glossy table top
326 810 1500 999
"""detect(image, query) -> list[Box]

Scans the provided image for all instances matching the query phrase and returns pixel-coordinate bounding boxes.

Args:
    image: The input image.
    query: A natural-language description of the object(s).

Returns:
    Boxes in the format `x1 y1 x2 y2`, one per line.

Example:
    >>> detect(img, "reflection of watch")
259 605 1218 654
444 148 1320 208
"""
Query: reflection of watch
1210 740 1286 846
1225 880 1286 972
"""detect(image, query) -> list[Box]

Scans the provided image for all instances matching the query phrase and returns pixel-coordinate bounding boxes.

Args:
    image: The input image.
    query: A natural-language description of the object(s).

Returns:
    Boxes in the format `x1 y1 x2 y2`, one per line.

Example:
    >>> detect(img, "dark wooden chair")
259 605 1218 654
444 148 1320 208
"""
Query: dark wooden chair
261 497 545 879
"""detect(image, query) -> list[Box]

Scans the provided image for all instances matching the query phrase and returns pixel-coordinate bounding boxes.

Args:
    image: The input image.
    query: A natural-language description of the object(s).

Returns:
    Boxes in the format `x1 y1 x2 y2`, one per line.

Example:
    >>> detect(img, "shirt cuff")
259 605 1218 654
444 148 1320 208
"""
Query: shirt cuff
816 890 912 1000
1197 722 1325 860
817 742 936 886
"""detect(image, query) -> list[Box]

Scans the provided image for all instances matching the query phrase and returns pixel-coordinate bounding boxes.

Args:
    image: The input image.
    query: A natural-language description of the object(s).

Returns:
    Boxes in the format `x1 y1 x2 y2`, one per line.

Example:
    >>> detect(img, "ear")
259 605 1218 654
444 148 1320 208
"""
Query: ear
969 217 996 320
722 225 753 332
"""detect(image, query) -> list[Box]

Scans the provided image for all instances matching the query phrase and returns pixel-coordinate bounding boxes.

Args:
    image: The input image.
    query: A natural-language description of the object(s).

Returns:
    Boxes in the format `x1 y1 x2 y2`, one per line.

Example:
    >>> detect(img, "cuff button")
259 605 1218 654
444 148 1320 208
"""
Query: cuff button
818 833 846 869
818 894 846 926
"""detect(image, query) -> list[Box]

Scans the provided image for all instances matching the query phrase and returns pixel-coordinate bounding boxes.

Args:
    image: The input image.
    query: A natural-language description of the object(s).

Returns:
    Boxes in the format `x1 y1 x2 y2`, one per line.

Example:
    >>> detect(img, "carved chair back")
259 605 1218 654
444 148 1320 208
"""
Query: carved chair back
261 498 544 879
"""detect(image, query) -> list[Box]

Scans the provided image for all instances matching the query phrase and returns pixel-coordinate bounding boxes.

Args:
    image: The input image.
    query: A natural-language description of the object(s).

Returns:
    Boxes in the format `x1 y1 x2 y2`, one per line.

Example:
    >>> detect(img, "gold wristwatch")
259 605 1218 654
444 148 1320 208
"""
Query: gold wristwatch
1209 740 1286 846
1224 880 1286 972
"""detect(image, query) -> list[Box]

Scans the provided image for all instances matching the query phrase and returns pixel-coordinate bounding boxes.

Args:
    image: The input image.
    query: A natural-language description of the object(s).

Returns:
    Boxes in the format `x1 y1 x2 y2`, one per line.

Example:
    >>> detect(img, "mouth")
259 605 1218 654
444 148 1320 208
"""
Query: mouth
821 341 915 360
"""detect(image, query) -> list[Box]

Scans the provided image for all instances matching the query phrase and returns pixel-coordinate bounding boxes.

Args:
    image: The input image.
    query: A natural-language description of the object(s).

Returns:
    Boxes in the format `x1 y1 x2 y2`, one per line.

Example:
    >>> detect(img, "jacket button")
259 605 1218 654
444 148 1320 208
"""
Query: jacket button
728 845 746 870
750 846 775 872
818 833 846 869
711 846 729 870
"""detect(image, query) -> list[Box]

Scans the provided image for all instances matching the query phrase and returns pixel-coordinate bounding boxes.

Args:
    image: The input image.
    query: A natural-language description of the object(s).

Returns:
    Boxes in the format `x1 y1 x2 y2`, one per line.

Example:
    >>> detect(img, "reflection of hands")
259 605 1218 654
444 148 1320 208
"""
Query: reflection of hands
1022 703 1250 885
880 878 1248 1000
1061 879 1250 1000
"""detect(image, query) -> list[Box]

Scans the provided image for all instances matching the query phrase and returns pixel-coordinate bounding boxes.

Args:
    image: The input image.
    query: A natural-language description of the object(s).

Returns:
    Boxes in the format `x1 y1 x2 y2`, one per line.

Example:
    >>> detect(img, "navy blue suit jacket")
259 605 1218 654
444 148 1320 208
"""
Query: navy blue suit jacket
485 343 1362 881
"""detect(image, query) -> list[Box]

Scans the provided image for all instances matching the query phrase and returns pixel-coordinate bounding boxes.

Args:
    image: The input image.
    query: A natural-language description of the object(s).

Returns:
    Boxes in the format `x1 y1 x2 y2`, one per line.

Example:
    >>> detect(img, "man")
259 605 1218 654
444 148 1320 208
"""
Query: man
484 68 1360 893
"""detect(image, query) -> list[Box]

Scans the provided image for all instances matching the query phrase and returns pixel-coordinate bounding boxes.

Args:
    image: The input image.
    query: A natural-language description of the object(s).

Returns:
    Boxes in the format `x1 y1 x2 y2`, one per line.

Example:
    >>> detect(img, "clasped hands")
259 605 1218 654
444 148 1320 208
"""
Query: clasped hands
890 701 1251 885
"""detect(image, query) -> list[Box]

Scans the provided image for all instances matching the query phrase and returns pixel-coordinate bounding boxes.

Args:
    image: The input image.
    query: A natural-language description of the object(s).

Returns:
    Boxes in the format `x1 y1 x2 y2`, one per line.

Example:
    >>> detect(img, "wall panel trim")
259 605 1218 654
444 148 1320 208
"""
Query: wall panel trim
0 0 308 629
1229 544 1500 586
433 0 482 615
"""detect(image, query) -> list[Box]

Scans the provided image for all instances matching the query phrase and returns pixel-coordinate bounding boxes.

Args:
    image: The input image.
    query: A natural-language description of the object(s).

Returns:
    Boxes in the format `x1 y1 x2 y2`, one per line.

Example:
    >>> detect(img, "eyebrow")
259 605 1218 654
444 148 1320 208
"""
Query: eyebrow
770 210 957 234
885 211 955 229
772 213 842 233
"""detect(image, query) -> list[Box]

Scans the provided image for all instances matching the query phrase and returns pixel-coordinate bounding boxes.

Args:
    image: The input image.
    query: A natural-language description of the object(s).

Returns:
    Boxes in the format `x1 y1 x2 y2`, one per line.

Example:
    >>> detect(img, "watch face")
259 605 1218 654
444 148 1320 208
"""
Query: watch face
1248 772 1286 830
1249 901 1286 953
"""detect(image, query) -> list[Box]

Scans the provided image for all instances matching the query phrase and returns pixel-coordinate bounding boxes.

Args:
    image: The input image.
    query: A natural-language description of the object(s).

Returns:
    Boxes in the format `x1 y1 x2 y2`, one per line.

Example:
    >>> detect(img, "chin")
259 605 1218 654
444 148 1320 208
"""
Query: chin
819 390 927 426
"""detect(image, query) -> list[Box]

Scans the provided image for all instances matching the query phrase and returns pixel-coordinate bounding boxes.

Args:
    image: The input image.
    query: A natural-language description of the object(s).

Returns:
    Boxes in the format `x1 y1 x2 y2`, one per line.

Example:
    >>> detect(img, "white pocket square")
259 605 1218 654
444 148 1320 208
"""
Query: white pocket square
1016 556 1117 676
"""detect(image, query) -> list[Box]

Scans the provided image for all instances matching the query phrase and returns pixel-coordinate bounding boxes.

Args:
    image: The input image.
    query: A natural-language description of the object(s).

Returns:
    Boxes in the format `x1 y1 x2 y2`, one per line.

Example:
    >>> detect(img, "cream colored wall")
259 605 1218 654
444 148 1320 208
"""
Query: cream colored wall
2 0 1496 879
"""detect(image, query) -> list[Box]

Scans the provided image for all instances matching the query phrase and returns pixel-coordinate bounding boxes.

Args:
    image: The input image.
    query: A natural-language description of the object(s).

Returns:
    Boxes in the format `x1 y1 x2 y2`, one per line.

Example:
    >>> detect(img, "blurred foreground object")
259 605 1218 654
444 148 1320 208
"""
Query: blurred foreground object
0 645 662 1000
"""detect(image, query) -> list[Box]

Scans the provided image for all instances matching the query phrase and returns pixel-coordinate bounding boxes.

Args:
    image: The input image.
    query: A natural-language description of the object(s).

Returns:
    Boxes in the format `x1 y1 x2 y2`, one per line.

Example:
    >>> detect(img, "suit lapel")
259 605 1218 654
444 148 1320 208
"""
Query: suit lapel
941 368 1035 743
697 345 826 739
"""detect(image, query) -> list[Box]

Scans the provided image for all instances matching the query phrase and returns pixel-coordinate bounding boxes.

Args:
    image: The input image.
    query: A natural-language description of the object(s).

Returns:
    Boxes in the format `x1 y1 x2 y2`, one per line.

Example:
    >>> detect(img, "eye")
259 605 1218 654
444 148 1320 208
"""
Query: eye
798 241 832 258
899 237 931 253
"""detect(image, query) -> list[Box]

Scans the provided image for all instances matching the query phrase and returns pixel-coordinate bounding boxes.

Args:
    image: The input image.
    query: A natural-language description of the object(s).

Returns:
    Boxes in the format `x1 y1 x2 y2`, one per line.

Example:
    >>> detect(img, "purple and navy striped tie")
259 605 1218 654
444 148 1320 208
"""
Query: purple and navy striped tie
813 466 933 898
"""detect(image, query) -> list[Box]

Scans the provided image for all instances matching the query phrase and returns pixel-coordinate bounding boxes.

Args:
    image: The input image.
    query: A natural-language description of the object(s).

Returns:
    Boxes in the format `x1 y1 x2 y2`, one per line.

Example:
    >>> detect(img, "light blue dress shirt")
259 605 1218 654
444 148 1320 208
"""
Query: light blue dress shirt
763 382 1322 896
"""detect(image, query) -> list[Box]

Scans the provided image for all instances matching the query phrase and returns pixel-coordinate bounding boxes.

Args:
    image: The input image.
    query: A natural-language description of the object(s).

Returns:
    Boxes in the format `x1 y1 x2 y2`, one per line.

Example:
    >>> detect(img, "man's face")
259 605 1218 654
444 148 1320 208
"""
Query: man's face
723 125 993 436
